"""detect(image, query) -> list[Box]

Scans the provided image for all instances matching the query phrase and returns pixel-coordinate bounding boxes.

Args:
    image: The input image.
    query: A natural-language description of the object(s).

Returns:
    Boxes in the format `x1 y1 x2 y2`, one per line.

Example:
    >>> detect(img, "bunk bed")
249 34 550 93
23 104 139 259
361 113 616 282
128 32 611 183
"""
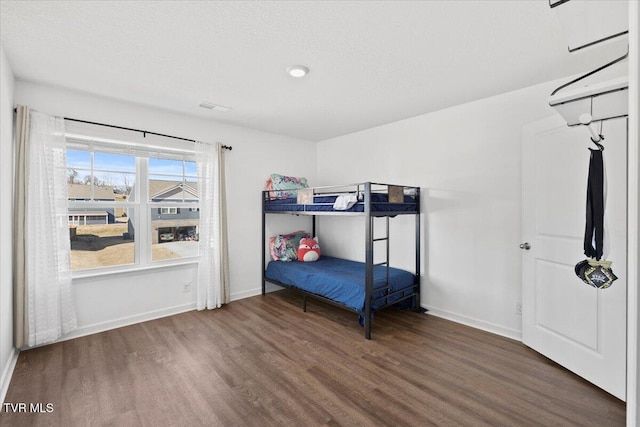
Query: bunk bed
262 181 421 339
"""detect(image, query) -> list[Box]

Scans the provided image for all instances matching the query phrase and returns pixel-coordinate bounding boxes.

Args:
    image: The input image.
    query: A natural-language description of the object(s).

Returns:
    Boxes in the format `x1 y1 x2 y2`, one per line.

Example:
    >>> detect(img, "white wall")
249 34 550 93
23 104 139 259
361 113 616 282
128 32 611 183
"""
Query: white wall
316 78 586 340
627 1 640 424
0 45 17 402
14 81 317 339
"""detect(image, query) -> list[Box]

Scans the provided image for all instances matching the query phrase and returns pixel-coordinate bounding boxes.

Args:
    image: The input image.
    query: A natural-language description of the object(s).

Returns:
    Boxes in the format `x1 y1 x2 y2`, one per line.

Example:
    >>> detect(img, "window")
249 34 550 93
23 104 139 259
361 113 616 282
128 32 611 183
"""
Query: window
148 156 199 261
67 149 136 271
67 145 200 273
160 207 178 215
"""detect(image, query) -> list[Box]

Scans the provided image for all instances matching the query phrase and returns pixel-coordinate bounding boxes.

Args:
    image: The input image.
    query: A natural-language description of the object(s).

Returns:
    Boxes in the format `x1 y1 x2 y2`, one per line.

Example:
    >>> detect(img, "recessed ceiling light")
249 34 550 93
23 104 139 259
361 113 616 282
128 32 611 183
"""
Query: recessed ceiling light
199 101 231 112
287 65 309 78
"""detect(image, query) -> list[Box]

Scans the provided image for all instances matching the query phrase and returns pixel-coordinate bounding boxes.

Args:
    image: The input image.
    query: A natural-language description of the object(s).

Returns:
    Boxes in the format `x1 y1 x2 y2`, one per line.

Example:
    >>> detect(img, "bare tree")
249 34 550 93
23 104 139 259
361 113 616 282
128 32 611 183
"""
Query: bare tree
84 175 102 186
67 168 79 184
121 173 132 195
101 172 115 187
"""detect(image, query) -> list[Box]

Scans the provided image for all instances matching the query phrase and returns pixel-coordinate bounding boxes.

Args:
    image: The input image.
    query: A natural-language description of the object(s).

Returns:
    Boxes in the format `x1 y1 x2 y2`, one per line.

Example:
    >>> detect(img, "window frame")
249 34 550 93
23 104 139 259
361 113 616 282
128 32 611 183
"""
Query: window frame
67 147 201 278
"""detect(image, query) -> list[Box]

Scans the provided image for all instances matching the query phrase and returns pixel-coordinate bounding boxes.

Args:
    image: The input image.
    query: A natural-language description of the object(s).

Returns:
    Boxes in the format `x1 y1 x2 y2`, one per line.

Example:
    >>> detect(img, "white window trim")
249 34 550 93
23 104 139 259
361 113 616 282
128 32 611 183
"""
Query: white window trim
68 149 201 278
71 259 199 280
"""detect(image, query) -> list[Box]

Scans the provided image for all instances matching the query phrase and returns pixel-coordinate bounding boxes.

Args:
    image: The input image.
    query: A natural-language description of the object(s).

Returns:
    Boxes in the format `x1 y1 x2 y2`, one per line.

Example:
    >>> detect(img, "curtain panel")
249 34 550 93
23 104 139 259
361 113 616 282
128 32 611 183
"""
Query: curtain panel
196 141 230 310
13 106 77 348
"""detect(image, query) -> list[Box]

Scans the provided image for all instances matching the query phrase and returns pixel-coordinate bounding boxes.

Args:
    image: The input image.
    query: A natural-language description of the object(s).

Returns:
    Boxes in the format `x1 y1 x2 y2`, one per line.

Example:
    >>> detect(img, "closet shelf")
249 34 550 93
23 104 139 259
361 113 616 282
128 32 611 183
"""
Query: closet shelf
549 75 628 126
549 0 628 52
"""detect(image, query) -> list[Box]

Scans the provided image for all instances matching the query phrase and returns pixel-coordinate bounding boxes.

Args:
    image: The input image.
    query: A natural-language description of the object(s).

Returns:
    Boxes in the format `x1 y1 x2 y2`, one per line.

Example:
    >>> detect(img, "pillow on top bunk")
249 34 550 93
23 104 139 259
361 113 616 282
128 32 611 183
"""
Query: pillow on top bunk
266 173 309 199
269 230 310 261
298 237 321 262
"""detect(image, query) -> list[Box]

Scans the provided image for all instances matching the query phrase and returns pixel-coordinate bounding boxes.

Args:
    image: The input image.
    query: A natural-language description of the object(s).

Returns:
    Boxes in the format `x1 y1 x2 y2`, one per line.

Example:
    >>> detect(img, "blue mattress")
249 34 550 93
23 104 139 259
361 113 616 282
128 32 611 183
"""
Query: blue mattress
264 256 416 312
264 193 417 213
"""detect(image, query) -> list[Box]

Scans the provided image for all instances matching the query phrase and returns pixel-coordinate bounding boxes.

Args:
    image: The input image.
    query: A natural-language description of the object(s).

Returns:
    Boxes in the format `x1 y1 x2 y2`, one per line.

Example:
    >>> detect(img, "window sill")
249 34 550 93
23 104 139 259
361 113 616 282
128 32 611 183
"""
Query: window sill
72 258 199 282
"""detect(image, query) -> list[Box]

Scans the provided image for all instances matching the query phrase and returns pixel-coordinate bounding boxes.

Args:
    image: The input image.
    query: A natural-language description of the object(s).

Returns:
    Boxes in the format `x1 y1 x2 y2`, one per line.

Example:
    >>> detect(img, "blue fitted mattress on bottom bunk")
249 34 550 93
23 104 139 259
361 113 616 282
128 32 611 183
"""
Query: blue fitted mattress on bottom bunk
264 256 416 312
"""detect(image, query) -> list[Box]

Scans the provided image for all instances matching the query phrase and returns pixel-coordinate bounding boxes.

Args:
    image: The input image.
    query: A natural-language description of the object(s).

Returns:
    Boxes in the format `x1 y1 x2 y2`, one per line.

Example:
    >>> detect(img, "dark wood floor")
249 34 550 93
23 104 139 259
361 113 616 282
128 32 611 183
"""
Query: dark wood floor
1 290 625 426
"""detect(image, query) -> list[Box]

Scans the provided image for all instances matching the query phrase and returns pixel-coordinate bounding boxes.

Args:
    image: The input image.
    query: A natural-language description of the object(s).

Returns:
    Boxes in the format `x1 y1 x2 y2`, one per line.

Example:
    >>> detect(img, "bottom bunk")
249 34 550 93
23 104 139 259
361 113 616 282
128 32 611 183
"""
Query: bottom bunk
264 256 420 338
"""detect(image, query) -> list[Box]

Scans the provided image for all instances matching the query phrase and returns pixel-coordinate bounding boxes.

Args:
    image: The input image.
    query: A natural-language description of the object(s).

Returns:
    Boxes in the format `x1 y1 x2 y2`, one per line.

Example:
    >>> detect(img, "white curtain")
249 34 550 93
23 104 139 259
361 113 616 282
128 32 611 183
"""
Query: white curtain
196 142 230 309
14 107 77 347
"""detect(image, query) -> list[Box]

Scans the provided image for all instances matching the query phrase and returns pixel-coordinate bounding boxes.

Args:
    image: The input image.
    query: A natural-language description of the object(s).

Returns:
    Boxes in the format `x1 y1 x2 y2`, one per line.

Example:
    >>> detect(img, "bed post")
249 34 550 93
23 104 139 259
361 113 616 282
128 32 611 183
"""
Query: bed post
262 191 266 296
364 182 373 339
414 187 421 312
312 215 316 238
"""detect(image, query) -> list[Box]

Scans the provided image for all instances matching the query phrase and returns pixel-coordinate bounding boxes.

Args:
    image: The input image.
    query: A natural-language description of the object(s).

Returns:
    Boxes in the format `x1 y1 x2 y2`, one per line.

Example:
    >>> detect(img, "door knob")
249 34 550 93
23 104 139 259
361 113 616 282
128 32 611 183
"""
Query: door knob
520 242 531 250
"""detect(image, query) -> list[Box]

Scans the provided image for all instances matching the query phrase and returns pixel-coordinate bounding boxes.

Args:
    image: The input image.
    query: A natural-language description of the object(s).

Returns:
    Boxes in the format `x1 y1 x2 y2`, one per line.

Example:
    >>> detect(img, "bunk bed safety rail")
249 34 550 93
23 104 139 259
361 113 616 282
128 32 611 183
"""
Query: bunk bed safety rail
263 182 420 199
263 183 420 217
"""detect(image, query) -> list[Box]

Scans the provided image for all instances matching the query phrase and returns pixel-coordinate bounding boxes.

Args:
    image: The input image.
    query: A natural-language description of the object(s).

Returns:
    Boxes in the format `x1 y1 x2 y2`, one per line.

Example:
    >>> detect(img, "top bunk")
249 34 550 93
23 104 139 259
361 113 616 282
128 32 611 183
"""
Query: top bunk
263 181 420 216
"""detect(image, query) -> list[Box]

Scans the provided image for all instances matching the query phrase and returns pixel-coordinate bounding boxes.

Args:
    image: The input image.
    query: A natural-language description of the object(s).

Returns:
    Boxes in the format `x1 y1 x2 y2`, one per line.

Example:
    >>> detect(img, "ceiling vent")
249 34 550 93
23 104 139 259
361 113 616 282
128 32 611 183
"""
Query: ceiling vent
199 102 231 112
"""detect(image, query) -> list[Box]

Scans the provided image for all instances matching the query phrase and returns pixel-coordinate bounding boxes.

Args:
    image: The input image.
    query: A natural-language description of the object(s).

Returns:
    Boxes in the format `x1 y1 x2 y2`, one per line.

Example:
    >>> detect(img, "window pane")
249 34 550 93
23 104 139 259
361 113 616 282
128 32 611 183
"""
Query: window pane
69 208 135 270
67 150 91 187
67 149 135 202
149 158 183 175
70 169 91 186
67 150 90 172
184 161 197 177
150 208 199 262
148 157 198 203
116 172 135 199
94 152 135 173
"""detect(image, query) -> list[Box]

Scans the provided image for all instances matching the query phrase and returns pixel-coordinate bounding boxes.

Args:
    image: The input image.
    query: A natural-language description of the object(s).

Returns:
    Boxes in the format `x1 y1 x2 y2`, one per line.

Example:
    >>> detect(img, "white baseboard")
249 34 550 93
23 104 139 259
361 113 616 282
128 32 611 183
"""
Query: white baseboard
424 305 522 342
51 288 277 345
232 287 522 342
1 348 19 404
58 302 197 343
232 287 523 342
50 291 521 348
230 283 283 302
230 288 262 301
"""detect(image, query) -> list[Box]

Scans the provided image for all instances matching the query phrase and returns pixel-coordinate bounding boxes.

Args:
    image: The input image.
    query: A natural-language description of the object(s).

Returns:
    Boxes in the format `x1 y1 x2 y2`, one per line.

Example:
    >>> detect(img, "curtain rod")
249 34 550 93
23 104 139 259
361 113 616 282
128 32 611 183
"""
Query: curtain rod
13 108 232 151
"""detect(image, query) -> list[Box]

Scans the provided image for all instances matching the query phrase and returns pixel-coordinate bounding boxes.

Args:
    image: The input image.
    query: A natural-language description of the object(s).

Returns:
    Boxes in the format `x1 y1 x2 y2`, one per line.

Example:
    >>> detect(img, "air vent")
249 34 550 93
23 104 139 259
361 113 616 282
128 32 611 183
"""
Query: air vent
199 102 231 113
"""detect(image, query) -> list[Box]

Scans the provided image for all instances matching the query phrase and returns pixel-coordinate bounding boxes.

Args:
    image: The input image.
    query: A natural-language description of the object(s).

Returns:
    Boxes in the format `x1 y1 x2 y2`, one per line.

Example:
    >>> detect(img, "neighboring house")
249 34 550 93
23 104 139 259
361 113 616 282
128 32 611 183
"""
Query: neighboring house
128 179 200 244
68 183 116 225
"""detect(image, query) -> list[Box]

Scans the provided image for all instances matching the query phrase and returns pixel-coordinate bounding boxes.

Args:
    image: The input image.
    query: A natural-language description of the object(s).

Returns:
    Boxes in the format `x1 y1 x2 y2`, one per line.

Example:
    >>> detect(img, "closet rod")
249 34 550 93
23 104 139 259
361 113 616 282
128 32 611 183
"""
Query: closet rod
12 108 232 150
567 31 628 53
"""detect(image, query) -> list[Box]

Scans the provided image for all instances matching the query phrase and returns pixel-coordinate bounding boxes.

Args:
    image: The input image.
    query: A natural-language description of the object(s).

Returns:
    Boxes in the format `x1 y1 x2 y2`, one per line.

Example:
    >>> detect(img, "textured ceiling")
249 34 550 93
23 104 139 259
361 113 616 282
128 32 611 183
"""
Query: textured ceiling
0 1 629 141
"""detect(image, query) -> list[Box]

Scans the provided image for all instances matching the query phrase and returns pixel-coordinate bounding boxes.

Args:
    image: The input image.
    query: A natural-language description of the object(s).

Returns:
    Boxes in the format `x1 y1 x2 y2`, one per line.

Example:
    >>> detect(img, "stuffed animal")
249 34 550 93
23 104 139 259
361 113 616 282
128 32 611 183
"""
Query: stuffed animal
298 237 321 262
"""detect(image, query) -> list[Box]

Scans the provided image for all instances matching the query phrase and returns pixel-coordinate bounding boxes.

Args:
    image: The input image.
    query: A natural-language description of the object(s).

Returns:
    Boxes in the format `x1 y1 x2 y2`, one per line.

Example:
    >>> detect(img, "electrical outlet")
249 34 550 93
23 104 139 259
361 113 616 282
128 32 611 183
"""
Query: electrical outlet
183 282 192 292
516 302 522 316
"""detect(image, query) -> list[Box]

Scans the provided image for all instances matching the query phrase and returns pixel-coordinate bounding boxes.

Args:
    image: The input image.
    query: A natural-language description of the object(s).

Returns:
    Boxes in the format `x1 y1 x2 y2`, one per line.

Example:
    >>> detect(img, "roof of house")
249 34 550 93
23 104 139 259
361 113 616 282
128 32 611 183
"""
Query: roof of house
68 183 115 200
149 179 198 201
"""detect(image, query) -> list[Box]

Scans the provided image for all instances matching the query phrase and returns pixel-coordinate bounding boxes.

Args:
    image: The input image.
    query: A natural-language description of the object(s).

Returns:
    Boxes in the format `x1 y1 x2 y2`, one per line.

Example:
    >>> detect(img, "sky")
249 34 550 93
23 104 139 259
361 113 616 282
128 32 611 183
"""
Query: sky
66 150 197 190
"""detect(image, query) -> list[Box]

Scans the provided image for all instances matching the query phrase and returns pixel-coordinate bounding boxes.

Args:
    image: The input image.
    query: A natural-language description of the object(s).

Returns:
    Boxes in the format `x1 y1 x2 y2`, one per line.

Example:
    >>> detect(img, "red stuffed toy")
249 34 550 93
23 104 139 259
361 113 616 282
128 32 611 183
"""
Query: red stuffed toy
298 237 321 262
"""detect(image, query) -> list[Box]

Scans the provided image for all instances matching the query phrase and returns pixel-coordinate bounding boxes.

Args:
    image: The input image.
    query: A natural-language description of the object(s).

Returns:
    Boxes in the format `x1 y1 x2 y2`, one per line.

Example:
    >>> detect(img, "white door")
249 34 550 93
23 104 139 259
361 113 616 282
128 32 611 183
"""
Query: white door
522 115 627 400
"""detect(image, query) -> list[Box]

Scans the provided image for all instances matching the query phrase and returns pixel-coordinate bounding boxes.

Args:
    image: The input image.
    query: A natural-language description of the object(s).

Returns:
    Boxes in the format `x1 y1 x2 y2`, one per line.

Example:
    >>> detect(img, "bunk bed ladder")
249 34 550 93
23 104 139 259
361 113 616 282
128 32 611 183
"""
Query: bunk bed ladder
372 216 391 305
364 183 391 339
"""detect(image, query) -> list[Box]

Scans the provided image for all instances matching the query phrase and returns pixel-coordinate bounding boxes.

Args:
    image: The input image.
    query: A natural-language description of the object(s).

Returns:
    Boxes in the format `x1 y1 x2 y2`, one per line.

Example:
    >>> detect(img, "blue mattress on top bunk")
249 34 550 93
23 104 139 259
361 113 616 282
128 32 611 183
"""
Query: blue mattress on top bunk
264 193 417 213
264 256 416 312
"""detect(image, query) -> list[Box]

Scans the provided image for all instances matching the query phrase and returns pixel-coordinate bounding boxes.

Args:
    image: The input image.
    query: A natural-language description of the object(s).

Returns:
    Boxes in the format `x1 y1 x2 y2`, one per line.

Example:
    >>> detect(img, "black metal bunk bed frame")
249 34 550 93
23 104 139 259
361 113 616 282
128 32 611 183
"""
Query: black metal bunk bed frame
261 182 421 339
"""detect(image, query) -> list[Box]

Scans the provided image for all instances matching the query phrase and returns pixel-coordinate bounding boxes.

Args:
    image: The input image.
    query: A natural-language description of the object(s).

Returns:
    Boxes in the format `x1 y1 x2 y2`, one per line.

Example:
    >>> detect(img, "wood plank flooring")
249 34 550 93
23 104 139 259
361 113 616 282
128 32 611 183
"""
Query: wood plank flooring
0 290 625 426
